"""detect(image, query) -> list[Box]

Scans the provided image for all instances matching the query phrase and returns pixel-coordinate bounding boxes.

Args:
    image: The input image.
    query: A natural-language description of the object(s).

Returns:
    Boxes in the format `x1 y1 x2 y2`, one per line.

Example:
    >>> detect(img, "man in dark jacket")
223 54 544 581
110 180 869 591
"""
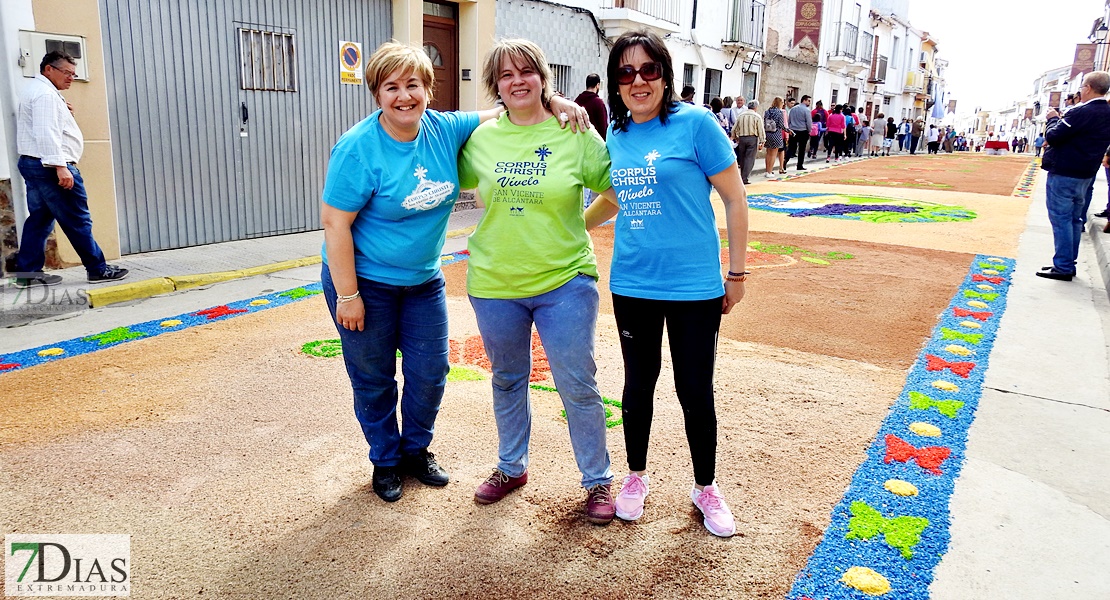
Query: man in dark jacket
1038 71 1110 280
573 73 608 140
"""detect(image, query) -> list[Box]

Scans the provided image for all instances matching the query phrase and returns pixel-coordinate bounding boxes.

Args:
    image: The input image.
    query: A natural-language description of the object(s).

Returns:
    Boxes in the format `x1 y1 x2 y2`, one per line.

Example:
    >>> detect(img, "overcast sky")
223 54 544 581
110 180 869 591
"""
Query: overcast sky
910 0 1103 113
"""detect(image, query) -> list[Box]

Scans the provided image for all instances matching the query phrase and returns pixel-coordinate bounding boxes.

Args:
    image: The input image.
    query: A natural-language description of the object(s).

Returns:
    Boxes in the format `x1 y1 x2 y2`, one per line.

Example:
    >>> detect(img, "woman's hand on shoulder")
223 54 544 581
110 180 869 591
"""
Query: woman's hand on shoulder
550 95 591 133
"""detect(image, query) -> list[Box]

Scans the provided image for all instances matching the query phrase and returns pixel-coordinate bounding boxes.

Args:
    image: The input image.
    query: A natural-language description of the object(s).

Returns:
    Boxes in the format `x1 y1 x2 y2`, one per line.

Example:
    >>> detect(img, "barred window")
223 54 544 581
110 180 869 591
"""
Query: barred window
238 28 297 92
550 64 572 97
683 63 695 88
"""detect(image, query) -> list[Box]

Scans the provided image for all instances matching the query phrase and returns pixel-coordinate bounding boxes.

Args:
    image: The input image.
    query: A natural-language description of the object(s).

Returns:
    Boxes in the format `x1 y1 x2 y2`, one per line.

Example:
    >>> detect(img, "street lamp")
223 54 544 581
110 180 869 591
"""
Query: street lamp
1093 23 1108 71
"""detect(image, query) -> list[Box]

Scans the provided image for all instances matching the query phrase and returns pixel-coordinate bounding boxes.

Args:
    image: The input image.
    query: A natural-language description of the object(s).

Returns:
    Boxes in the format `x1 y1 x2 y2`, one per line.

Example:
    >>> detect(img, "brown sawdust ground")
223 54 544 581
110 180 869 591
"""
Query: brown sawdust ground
0 153 1022 599
784 153 1033 196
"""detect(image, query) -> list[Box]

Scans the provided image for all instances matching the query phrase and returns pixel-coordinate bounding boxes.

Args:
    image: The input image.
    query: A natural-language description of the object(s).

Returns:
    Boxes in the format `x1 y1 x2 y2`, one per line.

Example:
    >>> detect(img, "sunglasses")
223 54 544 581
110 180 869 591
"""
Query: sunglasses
615 62 663 85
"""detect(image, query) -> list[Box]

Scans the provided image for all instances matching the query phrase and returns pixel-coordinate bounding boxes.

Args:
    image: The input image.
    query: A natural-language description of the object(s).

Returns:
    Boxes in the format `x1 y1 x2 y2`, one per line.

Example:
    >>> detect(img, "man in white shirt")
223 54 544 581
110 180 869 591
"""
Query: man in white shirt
10 51 127 288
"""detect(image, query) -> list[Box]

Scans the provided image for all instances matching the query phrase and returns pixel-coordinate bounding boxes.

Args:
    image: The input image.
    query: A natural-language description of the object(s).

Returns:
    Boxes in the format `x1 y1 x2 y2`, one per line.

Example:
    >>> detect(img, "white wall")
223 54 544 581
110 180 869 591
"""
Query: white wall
1 0 35 180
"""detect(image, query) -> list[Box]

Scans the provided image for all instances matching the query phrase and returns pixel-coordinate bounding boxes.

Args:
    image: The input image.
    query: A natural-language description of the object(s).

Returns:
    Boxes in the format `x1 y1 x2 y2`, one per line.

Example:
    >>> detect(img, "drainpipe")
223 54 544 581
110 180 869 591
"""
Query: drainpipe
689 0 706 74
0 7 28 240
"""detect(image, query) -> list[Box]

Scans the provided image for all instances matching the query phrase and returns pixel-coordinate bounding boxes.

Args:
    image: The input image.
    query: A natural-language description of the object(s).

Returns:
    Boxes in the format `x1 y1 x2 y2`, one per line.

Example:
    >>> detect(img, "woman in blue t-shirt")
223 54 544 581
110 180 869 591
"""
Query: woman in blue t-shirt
319 42 588 504
583 29 750 538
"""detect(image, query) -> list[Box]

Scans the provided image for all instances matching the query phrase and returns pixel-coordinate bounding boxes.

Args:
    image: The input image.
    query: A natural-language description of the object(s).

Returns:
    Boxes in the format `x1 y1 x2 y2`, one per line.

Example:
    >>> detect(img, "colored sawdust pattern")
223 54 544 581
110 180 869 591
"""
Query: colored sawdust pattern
786 153 1033 196
1011 159 1040 198
787 255 1014 600
573 227 973 371
0 288 906 598
747 192 976 223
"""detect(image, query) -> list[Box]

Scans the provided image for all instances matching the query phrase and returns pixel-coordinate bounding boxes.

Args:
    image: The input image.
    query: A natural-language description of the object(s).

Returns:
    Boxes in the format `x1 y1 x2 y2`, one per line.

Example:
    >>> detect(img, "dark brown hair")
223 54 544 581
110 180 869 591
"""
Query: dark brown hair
607 29 678 133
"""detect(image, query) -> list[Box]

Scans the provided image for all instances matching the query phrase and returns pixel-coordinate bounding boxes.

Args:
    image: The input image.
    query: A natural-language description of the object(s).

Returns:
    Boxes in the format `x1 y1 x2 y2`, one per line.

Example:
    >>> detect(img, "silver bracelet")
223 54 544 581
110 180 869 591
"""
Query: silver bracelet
336 290 360 303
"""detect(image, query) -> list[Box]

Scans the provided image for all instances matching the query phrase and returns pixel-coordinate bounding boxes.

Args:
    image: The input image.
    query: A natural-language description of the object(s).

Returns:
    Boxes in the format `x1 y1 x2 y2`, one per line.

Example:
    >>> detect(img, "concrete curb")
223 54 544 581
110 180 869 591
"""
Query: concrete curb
87 256 322 308
1090 216 1110 300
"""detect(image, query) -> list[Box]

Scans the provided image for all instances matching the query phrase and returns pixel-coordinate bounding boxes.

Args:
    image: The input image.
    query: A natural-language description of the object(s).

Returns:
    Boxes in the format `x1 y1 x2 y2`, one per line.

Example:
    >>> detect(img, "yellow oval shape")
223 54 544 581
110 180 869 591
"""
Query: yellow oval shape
982 269 1000 275
250 299 270 306
884 479 919 496
37 348 64 357
976 284 995 291
945 344 973 357
160 320 183 328
968 300 990 309
932 380 960 392
841 566 891 595
959 320 982 329
909 422 942 437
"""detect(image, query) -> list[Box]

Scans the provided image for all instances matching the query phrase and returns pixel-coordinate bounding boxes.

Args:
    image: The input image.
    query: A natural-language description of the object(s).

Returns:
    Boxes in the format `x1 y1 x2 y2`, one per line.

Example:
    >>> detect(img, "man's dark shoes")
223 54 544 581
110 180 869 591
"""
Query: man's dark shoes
12 273 63 288
88 265 129 284
401 449 449 486
1094 210 1108 218
1035 267 1074 281
372 466 403 502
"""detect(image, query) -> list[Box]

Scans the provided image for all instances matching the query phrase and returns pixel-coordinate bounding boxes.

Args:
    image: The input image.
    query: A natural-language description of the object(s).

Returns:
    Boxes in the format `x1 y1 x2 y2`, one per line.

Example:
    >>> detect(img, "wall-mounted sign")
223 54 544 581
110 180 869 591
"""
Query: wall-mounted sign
340 41 363 85
794 0 823 50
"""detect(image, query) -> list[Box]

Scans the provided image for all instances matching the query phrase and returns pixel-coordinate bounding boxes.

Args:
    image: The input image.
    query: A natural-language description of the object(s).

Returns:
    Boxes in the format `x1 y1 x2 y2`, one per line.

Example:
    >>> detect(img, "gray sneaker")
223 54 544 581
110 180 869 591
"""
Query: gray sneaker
12 273 63 288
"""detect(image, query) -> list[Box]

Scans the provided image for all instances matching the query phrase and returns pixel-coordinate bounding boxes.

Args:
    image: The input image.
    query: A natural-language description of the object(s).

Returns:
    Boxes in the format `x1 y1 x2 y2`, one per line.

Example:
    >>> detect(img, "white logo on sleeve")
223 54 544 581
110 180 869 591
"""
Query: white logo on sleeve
402 165 456 211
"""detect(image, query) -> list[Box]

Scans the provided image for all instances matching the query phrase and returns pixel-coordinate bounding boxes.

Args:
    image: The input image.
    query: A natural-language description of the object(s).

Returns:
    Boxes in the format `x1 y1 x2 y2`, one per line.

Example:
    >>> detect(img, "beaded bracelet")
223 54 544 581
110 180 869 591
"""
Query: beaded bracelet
725 270 751 282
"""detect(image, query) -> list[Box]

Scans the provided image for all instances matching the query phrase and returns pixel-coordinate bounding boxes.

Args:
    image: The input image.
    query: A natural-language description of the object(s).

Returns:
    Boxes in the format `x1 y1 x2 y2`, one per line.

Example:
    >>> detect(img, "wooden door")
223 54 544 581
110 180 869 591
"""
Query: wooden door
423 15 458 112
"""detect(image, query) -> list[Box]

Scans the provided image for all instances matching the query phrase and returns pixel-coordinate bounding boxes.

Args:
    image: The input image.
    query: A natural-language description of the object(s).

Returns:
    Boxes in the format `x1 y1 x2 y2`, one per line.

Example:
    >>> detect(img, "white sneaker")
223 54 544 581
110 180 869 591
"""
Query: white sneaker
615 473 649 521
691 483 736 537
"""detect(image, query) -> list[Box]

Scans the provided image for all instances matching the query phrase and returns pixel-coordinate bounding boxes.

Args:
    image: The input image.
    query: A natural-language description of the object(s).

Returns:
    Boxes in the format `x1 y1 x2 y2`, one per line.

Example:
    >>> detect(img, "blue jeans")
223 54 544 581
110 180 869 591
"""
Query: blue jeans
469 274 612 488
321 263 450 467
1045 172 1096 274
14 156 107 276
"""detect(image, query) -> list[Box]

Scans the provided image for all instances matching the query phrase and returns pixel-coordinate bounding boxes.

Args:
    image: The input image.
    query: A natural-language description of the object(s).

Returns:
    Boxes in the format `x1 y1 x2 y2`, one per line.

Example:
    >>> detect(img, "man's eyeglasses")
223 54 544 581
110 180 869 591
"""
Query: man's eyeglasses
49 64 77 78
615 62 663 85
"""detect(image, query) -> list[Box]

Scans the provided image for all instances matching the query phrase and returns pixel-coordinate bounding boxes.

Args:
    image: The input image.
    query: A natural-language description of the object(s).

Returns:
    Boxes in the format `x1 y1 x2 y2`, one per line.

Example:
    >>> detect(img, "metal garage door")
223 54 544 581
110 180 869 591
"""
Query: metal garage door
100 0 390 253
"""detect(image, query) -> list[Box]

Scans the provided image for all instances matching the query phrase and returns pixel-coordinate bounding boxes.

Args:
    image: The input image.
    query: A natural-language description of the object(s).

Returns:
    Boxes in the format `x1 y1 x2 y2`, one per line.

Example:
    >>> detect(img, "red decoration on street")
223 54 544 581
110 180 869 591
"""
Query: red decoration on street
971 274 1004 284
952 307 992 321
0 363 19 371
194 305 249 320
460 332 551 382
925 354 976 378
448 339 461 364
884 434 951 475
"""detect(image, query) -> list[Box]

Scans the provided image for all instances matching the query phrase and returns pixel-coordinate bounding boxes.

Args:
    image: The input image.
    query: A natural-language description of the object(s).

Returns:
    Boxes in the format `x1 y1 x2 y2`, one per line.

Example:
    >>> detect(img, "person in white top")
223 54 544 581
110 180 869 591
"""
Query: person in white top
926 124 941 154
10 51 128 288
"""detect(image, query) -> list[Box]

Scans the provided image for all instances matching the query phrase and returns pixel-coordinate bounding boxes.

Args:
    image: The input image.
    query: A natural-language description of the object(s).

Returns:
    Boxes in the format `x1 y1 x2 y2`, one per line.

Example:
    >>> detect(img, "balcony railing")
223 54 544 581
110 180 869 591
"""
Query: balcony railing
832 22 858 60
602 0 683 25
724 0 766 48
858 31 873 65
904 69 925 93
868 55 888 83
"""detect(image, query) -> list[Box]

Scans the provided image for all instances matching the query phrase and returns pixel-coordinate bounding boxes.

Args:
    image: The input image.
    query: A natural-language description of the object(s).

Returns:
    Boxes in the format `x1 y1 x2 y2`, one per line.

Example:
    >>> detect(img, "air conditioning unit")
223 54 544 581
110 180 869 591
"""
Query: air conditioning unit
18 31 89 81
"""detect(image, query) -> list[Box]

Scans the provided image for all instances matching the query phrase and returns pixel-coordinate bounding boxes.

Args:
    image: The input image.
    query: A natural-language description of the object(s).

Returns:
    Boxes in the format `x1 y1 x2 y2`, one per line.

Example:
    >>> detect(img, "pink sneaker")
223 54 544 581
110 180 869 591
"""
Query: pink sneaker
615 473 649 521
691 483 736 537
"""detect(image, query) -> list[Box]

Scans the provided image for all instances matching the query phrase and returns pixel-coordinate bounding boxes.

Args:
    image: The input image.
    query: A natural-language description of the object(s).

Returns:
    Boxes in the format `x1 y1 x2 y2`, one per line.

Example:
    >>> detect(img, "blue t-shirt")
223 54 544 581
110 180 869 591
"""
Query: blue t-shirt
321 109 480 286
605 102 736 300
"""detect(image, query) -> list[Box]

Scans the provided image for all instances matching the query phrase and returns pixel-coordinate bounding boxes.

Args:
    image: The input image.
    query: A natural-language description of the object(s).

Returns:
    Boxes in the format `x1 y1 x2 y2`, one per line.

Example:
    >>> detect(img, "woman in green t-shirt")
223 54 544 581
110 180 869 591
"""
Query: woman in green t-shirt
458 38 619 525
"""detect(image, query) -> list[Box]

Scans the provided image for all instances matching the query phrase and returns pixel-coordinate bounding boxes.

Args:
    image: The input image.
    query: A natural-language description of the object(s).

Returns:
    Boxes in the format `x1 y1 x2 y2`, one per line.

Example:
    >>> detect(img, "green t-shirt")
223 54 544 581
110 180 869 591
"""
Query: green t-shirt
459 113 611 299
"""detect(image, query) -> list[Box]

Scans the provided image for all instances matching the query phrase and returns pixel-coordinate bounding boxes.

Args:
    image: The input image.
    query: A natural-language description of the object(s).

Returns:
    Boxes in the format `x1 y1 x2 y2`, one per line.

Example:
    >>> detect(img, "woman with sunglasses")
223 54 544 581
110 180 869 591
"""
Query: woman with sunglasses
584 29 750 538
320 42 589 504
459 38 619 524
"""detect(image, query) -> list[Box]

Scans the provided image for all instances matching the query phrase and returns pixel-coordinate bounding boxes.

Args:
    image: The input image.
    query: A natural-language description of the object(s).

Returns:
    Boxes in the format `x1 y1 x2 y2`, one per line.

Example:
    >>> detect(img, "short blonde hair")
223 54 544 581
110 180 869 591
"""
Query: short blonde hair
364 41 435 102
481 38 553 107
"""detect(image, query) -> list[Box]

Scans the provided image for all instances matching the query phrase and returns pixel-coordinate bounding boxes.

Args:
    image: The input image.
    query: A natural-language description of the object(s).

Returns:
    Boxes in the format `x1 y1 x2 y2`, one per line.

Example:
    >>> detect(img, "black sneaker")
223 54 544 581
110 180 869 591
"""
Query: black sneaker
401 449 450 486
87 265 129 284
12 273 63 288
372 466 403 502
1094 210 1108 218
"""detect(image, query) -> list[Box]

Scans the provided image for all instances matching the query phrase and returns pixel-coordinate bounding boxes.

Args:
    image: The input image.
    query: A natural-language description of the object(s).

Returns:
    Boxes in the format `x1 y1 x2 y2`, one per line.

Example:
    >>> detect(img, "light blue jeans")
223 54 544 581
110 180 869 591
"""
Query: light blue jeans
469 274 612 488
1045 172 1096 274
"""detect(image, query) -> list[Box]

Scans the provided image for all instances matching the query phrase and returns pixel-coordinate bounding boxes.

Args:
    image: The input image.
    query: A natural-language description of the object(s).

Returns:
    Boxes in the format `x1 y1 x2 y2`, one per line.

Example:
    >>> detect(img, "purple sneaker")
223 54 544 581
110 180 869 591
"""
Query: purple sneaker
691 483 736 537
585 483 615 525
615 473 649 521
474 469 527 504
